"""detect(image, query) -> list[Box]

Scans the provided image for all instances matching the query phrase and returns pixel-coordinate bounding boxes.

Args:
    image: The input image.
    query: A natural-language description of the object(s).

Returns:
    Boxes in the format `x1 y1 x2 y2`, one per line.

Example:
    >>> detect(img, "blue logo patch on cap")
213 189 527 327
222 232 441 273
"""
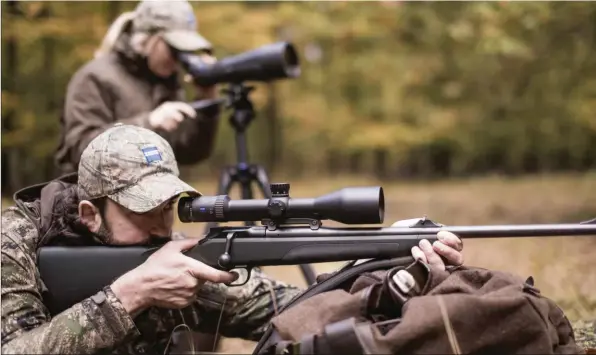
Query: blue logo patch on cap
141 146 162 164
187 11 196 28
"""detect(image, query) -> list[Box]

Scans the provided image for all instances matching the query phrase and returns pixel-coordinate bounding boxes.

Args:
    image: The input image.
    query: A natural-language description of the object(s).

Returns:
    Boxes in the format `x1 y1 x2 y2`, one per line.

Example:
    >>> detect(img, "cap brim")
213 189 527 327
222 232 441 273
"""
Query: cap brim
163 30 212 52
108 172 200 213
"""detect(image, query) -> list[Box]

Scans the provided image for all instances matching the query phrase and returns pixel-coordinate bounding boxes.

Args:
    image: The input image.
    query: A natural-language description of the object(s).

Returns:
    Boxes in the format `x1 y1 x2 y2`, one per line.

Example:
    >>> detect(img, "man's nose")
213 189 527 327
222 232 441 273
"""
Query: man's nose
146 214 171 236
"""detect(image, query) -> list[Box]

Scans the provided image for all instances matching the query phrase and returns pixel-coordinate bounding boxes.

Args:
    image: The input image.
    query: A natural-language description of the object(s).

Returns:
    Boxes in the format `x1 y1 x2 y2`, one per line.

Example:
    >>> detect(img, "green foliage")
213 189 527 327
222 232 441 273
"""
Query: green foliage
2 1 596 191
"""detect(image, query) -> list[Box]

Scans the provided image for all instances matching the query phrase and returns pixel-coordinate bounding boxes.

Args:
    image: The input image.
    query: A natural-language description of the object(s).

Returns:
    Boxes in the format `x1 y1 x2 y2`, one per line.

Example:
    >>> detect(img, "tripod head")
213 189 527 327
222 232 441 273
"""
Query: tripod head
189 82 259 164
223 83 256 134
183 41 300 136
189 83 257 131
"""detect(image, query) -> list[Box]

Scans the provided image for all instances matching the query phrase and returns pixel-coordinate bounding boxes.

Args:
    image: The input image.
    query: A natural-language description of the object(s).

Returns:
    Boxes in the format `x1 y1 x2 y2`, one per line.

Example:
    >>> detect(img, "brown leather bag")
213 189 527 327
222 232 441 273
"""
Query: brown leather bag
253 257 583 355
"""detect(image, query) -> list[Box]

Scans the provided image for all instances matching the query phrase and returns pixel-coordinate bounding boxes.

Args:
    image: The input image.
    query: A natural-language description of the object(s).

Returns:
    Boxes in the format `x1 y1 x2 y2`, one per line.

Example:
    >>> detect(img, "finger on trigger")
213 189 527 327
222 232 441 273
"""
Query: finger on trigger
437 231 463 252
411 246 427 263
433 241 464 266
187 259 238 284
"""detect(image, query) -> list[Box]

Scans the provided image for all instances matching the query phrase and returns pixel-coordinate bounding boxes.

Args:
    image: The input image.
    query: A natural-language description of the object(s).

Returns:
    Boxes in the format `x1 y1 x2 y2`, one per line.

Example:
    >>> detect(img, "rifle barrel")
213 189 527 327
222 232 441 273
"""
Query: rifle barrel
418 224 596 238
264 223 596 239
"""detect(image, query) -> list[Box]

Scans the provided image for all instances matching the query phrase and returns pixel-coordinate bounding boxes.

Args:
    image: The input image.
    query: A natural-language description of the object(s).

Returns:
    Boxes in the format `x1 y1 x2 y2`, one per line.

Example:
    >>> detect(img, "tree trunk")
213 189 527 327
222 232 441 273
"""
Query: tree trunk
327 149 340 174
41 4 57 182
107 0 120 21
2 1 21 196
265 82 280 174
373 149 388 179
349 151 363 174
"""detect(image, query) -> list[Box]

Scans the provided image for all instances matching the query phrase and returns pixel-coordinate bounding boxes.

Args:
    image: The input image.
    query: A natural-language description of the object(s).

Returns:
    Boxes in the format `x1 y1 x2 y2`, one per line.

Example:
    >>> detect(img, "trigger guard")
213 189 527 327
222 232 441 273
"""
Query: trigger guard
227 267 251 287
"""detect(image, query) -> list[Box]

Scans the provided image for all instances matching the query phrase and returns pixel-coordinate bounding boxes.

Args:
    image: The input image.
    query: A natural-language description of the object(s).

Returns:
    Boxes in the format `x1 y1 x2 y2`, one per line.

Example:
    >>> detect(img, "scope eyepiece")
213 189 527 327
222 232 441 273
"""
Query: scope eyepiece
178 183 384 225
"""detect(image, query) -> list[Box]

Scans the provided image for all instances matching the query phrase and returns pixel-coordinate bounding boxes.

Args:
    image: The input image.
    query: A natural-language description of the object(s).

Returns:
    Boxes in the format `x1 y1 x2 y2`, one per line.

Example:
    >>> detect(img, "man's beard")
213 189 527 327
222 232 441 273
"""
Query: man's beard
94 221 172 246
94 221 114 245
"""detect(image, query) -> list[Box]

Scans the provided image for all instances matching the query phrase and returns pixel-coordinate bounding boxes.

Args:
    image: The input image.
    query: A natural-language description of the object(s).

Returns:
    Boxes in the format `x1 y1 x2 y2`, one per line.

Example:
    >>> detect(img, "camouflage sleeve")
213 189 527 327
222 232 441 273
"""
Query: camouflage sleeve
1 212 141 354
189 268 303 341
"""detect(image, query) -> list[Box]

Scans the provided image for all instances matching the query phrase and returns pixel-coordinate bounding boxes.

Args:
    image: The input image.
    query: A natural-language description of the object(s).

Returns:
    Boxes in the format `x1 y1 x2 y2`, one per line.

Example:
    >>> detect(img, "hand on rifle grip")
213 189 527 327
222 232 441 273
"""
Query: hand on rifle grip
111 238 239 314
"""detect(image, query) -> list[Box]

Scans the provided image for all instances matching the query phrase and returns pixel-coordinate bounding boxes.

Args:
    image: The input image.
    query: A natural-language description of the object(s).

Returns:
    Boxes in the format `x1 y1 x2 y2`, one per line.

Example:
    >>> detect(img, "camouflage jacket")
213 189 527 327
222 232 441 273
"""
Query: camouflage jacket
1 176 302 354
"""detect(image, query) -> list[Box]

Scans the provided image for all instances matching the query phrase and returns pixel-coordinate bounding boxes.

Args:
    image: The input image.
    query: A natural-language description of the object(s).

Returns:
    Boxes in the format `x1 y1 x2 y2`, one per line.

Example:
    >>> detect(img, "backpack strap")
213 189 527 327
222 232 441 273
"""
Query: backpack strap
320 318 366 354
270 317 390 355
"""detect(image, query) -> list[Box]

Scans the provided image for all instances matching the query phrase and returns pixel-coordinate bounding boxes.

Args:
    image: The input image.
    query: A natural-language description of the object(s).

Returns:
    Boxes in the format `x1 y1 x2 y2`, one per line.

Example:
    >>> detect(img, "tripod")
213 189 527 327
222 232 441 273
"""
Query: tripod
184 84 318 354
203 83 317 286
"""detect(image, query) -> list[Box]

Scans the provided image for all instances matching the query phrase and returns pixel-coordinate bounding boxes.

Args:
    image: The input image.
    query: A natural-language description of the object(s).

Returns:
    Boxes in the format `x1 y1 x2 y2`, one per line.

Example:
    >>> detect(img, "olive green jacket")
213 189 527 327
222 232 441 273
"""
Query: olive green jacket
54 29 220 175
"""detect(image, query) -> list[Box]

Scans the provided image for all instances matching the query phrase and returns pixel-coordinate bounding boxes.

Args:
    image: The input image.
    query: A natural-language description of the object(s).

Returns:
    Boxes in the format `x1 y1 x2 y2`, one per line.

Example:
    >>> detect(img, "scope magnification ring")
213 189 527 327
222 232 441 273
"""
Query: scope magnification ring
215 195 226 219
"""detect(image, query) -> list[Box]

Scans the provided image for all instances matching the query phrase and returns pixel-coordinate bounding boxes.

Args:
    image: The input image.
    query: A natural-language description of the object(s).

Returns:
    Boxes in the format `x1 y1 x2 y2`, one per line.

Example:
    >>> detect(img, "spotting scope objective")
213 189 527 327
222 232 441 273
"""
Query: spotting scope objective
178 42 301 87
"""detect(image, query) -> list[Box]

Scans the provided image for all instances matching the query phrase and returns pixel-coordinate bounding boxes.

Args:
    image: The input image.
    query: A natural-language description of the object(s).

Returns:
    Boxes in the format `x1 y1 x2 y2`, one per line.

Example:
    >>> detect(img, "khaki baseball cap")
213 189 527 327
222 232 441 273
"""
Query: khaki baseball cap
132 0 212 52
78 123 200 213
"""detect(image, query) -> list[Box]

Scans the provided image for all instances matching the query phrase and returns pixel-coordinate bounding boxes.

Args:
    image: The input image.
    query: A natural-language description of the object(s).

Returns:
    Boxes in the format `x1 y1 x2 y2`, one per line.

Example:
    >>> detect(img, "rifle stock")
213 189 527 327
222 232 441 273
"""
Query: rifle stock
38 218 596 316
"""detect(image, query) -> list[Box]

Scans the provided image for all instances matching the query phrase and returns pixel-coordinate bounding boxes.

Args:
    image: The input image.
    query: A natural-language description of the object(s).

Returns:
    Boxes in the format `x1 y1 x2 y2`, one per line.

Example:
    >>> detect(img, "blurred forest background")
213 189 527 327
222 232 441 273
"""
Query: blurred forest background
3 1 596 192
2 2 596 351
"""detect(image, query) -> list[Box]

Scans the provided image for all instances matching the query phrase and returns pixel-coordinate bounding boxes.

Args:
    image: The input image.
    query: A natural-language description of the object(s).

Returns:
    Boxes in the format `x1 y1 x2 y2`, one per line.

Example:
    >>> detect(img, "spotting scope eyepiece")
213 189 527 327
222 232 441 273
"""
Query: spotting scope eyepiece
178 183 384 225
178 42 301 87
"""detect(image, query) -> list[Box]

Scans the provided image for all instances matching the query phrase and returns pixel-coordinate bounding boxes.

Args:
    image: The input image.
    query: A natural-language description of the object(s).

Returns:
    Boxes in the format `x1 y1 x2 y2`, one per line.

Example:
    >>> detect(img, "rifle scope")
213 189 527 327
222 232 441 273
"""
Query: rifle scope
178 183 384 225
178 42 301 87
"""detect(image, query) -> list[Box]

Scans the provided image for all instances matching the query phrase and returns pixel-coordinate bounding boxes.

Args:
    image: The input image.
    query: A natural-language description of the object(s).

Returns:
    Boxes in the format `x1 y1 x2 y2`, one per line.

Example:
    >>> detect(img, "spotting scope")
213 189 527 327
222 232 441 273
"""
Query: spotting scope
178 42 301 87
178 183 385 225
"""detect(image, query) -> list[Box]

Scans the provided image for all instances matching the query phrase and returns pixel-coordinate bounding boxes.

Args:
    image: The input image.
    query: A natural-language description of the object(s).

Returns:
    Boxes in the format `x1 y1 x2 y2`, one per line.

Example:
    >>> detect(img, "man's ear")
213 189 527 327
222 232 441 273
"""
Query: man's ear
78 200 102 234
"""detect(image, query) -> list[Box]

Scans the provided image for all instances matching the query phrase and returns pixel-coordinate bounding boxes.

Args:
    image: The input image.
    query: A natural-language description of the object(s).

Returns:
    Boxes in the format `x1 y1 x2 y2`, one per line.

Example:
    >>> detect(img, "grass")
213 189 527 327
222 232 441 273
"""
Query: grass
3 172 595 353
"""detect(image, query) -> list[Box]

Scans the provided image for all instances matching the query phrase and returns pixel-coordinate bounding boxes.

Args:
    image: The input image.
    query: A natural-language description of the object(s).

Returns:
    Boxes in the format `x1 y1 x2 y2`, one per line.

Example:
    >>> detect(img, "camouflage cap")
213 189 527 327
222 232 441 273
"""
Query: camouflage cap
132 0 212 52
78 124 199 213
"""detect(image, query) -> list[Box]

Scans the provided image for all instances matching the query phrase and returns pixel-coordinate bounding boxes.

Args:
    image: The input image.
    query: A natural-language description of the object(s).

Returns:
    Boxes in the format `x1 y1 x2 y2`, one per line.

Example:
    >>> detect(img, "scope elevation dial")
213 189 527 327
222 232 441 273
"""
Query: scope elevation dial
270 183 290 198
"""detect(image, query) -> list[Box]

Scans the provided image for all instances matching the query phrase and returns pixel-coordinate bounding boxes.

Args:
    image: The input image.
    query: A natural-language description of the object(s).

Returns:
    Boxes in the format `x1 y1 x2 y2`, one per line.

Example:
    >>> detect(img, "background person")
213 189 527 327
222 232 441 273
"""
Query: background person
54 0 220 175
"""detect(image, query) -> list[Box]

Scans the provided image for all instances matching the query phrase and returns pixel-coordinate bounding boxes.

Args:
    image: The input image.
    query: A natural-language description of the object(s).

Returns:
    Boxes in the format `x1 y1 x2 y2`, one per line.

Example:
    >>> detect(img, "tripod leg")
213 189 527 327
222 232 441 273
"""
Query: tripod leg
254 165 272 198
298 264 318 287
253 166 318 286
239 165 255 200
218 167 234 195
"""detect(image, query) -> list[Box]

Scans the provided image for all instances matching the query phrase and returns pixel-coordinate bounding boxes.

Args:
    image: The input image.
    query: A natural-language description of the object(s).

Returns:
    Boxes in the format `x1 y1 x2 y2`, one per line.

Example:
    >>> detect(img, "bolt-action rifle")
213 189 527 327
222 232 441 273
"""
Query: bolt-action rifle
38 182 596 316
